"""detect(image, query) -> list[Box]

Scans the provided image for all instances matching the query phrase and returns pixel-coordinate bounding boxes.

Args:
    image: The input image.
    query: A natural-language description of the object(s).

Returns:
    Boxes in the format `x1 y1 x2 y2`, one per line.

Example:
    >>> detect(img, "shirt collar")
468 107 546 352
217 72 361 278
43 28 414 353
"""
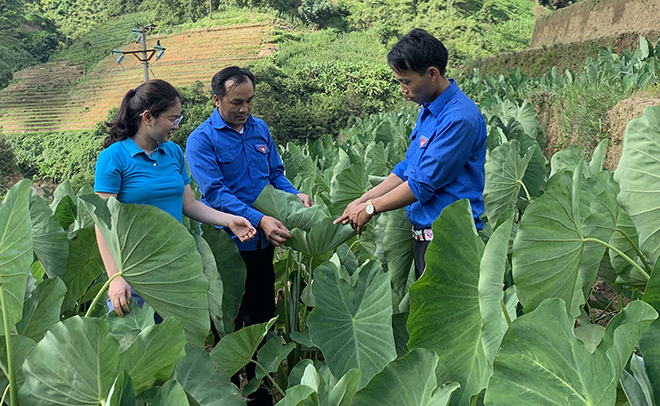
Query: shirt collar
421 78 459 118
120 137 166 157
211 108 254 132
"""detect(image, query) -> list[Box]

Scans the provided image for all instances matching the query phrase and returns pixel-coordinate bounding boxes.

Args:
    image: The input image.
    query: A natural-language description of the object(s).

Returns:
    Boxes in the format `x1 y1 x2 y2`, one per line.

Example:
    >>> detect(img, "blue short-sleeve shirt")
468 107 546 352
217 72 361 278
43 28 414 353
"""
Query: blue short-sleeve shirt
94 137 191 222
392 79 487 230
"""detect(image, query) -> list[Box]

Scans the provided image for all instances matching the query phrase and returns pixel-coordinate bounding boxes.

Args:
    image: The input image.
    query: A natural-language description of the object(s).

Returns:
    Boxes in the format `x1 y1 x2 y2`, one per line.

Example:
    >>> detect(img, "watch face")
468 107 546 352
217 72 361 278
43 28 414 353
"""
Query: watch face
366 204 374 215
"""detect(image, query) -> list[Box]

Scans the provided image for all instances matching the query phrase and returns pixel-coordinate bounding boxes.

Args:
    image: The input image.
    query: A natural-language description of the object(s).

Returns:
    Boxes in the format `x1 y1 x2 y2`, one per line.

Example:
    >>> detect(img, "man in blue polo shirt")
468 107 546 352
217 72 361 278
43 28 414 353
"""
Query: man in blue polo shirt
335 28 487 279
186 66 312 405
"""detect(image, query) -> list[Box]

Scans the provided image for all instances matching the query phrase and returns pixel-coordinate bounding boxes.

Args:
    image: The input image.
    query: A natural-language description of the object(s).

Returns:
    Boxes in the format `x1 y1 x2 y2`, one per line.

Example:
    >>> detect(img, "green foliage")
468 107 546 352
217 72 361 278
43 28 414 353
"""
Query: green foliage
250 29 402 144
336 0 535 63
9 130 102 190
0 133 17 192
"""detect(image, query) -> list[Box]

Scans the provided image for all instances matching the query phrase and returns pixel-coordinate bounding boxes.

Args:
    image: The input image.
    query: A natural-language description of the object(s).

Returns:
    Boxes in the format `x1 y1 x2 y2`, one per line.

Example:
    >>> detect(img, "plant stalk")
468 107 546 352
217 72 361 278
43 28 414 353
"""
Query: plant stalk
0 287 17 406
300 257 314 333
252 360 285 397
500 299 512 326
614 229 653 273
517 180 532 201
0 383 10 406
583 238 650 281
85 272 123 317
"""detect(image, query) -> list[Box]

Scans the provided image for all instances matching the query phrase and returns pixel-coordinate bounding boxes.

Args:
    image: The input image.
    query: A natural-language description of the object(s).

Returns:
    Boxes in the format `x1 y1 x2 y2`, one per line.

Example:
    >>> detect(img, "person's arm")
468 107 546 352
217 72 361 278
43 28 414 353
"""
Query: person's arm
94 192 132 317
349 181 417 234
334 173 404 225
186 131 265 228
181 186 256 242
186 131 292 245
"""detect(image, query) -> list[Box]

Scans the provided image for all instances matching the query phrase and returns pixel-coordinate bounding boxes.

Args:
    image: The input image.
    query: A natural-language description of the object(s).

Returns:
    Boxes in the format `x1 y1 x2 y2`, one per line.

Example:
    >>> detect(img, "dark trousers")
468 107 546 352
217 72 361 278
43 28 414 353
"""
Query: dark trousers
231 243 276 405
414 240 431 279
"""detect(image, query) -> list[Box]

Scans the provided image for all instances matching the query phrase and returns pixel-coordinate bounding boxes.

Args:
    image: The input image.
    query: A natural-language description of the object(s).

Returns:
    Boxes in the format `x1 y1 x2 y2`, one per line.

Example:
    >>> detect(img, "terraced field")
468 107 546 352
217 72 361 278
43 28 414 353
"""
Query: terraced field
0 23 273 133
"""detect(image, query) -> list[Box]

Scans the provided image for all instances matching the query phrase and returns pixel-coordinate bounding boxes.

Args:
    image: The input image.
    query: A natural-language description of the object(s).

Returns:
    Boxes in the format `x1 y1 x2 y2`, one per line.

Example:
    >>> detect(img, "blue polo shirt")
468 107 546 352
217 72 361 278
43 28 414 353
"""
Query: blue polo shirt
392 79 487 230
94 137 191 223
185 109 299 251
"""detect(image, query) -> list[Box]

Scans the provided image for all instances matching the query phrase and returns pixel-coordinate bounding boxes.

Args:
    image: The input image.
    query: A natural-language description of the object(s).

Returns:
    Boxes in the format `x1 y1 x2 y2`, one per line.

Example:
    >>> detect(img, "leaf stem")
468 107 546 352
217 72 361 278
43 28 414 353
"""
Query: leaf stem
614 229 653 273
251 360 286 397
583 238 650 281
500 299 512 326
300 257 314 333
0 384 9 406
0 287 17 406
85 273 123 317
344 240 360 263
516 180 532 201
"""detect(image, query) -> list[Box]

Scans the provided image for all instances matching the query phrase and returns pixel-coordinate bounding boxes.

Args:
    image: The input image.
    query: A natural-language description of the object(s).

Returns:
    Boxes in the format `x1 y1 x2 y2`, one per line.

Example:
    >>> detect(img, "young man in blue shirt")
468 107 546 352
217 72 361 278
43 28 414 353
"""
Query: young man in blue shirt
186 66 312 405
335 28 487 279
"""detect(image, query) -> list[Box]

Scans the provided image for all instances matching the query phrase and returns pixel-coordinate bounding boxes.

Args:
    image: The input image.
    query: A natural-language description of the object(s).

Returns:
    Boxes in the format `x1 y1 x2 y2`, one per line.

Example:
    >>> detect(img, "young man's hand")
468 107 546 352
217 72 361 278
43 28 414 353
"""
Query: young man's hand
259 216 292 246
334 196 365 225
297 193 314 207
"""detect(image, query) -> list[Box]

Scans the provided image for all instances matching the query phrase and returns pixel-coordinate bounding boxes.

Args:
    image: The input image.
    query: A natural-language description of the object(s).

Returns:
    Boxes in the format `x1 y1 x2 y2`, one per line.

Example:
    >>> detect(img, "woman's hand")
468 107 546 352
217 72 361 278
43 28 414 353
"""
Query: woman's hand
108 276 131 317
228 216 257 242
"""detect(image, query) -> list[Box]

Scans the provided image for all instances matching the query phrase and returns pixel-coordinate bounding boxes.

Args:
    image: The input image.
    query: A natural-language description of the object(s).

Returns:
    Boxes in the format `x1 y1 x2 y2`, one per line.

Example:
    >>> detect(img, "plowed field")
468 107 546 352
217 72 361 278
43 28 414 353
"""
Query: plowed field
0 23 273 133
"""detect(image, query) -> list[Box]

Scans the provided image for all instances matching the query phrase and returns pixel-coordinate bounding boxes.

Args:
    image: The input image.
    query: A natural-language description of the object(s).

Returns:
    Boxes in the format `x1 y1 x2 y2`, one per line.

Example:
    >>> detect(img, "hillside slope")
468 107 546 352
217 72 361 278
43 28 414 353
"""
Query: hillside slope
0 23 273 133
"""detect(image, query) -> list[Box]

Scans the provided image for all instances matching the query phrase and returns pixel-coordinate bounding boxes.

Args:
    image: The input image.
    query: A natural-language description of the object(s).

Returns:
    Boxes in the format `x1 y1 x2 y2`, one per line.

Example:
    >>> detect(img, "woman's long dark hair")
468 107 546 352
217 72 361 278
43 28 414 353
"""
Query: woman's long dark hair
103 79 181 148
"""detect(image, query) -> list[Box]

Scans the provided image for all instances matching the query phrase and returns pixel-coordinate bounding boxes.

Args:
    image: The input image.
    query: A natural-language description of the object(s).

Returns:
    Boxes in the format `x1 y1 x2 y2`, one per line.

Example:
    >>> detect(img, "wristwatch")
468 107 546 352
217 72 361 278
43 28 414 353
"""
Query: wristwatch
365 199 375 215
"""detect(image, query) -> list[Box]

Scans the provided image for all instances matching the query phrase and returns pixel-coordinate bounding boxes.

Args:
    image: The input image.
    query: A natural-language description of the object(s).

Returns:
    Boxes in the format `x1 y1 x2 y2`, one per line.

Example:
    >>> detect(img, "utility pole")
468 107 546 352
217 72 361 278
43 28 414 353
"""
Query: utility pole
112 24 166 83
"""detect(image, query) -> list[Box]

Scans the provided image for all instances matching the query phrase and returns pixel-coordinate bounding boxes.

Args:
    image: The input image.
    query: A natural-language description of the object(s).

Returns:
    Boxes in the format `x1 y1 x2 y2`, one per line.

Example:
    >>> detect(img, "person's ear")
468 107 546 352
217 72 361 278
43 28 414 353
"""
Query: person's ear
213 94 221 108
141 110 153 125
428 66 440 81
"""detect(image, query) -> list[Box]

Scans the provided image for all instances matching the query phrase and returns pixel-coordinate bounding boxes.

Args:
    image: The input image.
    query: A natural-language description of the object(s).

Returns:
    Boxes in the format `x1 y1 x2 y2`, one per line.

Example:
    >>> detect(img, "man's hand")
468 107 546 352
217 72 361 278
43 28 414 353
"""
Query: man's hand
228 216 257 242
334 197 364 225
297 193 314 207
259 216 293 246
348 202 374 235
108 276 131 317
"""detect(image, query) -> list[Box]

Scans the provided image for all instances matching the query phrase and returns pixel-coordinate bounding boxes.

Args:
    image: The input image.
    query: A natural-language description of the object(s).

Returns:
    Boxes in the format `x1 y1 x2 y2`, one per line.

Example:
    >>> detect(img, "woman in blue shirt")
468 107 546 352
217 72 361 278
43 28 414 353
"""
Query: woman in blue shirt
95 79 256 317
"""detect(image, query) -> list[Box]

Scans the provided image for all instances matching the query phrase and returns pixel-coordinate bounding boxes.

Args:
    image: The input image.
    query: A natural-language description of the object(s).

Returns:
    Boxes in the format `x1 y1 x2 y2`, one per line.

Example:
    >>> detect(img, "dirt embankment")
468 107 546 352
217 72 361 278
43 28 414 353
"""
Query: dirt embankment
532 0 660 48
537 91 660 170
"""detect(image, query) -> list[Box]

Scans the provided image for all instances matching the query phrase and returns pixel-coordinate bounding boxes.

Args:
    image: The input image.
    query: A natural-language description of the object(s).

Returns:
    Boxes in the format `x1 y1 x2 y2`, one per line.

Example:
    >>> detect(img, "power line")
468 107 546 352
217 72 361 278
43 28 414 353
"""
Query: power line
113 25 167 82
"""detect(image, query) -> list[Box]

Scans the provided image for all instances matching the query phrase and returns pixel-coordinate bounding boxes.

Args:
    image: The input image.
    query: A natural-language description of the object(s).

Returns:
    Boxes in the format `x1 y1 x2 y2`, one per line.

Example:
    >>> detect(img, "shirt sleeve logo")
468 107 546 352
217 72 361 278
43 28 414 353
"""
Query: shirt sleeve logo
420 136 429 148
255 144 268 154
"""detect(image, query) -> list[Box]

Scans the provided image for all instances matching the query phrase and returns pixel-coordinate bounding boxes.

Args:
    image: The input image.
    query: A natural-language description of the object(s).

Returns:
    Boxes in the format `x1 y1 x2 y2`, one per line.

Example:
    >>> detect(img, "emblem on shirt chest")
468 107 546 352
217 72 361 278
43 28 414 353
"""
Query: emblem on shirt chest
256 144 267 154
420 136 428 148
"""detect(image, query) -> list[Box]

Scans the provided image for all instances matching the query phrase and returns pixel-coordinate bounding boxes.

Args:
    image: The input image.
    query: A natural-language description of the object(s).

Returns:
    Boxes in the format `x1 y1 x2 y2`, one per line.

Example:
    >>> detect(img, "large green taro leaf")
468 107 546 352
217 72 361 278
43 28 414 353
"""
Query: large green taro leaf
512 169 617 317
193 233 224 335
210 317 277 377
0 179 33 327
50 181 77 229
119 317 187 394
0 335 36 392
107 371 135 406
614 106 660 263
150 379 190 406
80 194 209 346
106 300 155 341
329 163 368 213
307 260 396 388
351 349 459 406
29 194 68 278
287 218 356 259
550 145 583 177
641 261 660 405
407 199 512 406
62 227 104 311
374 208 414 296
253 184 328 232
256 334 295 380
484 140 534 224
18 316 120 405
16 277 66 342
173 344 245 406
485 298 657 406
201 224 245 335
275 364 360 406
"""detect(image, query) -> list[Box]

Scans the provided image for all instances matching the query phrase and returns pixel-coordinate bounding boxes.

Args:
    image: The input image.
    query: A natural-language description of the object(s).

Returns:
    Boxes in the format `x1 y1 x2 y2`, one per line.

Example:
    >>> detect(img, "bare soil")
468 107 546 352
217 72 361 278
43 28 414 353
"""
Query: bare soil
601 91 660 170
